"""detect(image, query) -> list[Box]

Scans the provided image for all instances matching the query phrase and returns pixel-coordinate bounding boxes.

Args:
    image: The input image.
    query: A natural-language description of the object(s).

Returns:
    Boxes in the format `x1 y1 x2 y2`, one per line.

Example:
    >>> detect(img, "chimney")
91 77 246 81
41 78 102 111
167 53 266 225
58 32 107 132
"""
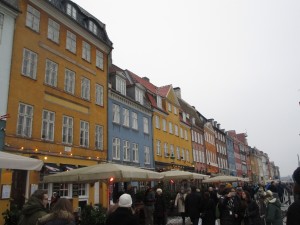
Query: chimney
173 87 181 99
142 77 149 82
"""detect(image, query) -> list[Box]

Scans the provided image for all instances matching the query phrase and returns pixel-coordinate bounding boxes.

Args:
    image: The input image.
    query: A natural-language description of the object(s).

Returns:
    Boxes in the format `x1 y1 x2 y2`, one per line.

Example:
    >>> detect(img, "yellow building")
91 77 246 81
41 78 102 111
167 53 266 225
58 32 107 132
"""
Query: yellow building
2 0 112 214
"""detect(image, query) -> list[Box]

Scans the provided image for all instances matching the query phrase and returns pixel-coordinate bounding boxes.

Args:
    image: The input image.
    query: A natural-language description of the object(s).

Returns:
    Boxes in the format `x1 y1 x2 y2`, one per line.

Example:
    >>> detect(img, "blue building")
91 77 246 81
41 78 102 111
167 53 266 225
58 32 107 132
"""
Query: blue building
226 134 236 176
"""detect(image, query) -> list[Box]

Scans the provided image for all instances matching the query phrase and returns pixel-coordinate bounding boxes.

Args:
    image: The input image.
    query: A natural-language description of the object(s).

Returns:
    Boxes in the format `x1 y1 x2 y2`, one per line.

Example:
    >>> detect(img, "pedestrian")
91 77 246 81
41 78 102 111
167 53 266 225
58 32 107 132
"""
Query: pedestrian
154 188 167 225
201 191 215 225
174 187 187 225
185 186 202 225
107 191 124 216
256 190 267 225
277 181 284 203
106 193 138 225
265 190 283 225
37 198 75 225
286 167 300 225
50 192 60 210
241 191 262 225
18 189 49 225
218 188 239 225
143 185 156 225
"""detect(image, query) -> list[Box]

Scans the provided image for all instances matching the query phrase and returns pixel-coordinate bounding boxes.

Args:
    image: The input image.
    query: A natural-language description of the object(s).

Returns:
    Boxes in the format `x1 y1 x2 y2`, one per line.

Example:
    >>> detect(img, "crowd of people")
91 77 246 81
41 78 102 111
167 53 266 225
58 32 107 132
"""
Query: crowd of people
16 166 300 225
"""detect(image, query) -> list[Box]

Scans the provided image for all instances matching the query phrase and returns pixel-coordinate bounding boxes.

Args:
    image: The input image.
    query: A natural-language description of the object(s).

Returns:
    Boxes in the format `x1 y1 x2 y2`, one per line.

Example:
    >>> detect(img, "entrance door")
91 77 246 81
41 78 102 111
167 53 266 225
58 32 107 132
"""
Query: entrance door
11 170 27 209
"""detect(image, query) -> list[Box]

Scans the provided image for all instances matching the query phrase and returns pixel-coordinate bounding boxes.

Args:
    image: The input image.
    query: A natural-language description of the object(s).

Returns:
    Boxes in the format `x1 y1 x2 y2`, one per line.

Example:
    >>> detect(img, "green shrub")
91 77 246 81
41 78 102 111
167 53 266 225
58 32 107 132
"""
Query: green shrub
80 204 107 225
2 204 22 225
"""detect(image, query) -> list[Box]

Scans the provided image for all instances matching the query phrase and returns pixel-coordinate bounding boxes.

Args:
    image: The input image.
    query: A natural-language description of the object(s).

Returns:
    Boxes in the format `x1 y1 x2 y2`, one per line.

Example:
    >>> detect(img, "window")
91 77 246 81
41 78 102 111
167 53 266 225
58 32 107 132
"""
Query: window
173 106 177 115
78 184 87 196
112 137 120 160
184 130 188 140
64 69 75 94
41 110 55 141
132 112 138 130
157 96 162 109
26 5 40 32
135 87 144 104
182 149 185 160
123 140 130 161
66 31 76 53
45 59 58 87
81 77 90 100
174 125 178 136
96 50 104 69
116 76 126 95
89 20 97 34
57 183 70 197
155 115 160 129
112 104 120 124
176 147 180 159
62 116 73 145
144 146 150 164
168 122 173 134
123 108 130 127
132 143 139 162
168 103 172 111
180 127 183 138
0 13 3 44
82 41 91 62
143 117 149 134
164 143 168 157
95 84 103 106
170 145 174 158
66 3 77 19
186 150 190 162
48 18 60 43
22 48 37 79
80 120 89 147
162 119 166 131
95 125 103 150
156 140 161 156
17 103 33 137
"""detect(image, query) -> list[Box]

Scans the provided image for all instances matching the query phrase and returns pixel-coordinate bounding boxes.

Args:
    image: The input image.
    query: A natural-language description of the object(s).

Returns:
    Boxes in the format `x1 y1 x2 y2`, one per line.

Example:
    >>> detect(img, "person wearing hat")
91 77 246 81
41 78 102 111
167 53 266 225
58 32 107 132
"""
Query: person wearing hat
106 193 138 225
154 188 167 225
265 190 283 225
286 167 300 225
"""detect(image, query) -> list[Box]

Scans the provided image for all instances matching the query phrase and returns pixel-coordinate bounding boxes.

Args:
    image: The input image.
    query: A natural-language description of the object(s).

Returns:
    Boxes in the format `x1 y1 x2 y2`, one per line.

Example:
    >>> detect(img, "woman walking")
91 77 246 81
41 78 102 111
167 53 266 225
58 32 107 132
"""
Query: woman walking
241 191 262 225
265 190 283 225
174 187 187 225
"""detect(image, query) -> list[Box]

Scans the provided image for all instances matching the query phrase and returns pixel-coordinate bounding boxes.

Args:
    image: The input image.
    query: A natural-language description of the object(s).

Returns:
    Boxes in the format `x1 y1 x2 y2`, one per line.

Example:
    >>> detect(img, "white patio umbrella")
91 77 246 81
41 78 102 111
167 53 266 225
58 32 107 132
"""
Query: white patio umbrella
43 162 164 183
202 175 246 183
160 170 208 180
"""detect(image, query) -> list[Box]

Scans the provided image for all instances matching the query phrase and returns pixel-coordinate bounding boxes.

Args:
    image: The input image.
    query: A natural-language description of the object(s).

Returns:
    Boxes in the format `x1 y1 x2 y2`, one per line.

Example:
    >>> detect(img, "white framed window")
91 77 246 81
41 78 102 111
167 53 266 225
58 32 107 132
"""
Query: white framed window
168 103 172 111
164 143 168 157
82 41 91 62
132 112 138 130
123 140 130 161
156 140 161 156
95 125 103 150
170 145 174 158
176 147 180 159
155 115 160 129
181 149 185 160
78 184 88 197
96 50 104 70
186 150 190 162
57 183 71 197
41 110 55 141
184 130 188 140
173 106 177 115
81 77 90 100
135 87 144 104
0 13 4 44
17 103 33 137
157 96 162 109
62 116 73 145
132 143 139 162
143 117 149 134
64 69 75 94
80 120 89 147
192 117 196 125
116 76 126 95
112 104 120 124
168 122 173 134
162 119 166 132
89 20 97 34
26 5 40 32
182 112 186 122
47 18 60 43
22 48 37 79
95 84 104 106
174 125 178 136
144 146 150 164
45 59 58 87
112 137 120 160
66 30 76 53
66 3 77 19
123 108 129 127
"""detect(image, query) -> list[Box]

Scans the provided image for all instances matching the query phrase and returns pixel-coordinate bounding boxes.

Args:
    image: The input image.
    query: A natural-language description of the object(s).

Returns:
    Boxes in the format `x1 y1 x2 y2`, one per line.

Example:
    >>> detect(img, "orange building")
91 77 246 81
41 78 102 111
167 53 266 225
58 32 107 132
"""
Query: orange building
204 120 218 174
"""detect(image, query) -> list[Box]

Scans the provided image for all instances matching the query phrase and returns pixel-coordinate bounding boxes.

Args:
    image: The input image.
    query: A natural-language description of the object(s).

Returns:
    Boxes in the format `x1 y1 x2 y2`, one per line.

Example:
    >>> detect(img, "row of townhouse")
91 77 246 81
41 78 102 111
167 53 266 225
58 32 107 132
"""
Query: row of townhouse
0 0 280 222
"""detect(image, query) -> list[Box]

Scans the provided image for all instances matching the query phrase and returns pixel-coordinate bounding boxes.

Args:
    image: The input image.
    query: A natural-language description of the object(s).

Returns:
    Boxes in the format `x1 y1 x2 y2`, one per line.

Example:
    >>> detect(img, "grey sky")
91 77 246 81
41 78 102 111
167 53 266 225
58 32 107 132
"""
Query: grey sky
73 0 300 177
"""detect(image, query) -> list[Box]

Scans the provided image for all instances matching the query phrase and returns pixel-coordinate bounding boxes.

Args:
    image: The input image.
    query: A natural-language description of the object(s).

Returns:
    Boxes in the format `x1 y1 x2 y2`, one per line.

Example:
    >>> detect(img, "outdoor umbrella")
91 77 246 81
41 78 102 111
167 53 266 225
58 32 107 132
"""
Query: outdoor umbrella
43 162 164 183
160 170 208 180
202 175 246 183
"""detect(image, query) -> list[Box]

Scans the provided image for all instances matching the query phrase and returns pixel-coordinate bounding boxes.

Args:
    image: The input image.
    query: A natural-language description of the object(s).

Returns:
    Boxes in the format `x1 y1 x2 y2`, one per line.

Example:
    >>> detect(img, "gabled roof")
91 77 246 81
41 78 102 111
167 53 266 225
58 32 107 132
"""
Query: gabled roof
126 70 159 95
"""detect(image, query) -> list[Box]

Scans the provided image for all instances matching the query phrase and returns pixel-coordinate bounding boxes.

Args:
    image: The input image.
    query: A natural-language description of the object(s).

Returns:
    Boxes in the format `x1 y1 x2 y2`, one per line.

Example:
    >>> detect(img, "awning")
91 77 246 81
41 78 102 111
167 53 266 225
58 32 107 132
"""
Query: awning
44 163 61 174
0 151 43 171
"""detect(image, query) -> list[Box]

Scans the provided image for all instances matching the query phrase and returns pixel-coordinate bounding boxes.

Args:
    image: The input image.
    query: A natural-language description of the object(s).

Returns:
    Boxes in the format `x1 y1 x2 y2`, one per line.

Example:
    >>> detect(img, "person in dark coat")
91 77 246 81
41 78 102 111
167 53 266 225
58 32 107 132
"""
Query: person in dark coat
277 182 284 203
218 188 239 225
201 191 216 225
154 188 167 225
265 190 283 225
242 191 262 225
106 193 138 225
18 189 49 225
185 186 202 225
287 167 300 225
37 198 75 225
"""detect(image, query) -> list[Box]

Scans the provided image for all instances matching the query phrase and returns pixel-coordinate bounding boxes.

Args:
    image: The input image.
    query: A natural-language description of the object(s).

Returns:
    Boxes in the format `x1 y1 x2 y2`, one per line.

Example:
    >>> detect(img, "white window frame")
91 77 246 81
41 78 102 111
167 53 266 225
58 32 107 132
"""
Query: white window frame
112 104 120 124
45 59 58 87
22 48 38 79
82 41 91 62
168 103 172 111
132 112 138 130
57 183 71 197
80 120 89 147
17 103 33 138
157 96 162 109
66 30 76 53
174 125 178 136
156 140 161 156
81 77 90 100
132 143 139 162
135 87 144 104
186 150 190 162
162 119 167 132
64 69 75 94
176 147 180 160
66 3 77 19
168 122 173 134
89 20 97 34
155 115 160 129
41 110 55 141
112 137 120 160
95 125 103 150
173 106 177 115
184 130 188 140
144 146 150 164
182 149 185 160
47 18 60 43
170 145 174 158
123 108 130 127
143 117 149 134
123 140 130 161
96 50 104 70
26 5 40 32
95 84 104 106
78 183 88 197
164 143 168 157
116 76 126 95
62 116 73 145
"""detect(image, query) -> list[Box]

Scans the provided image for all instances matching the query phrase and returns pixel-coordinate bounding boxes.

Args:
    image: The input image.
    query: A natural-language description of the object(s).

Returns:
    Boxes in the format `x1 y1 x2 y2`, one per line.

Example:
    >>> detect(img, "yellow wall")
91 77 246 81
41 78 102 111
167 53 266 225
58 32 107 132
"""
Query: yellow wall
0 169 13 225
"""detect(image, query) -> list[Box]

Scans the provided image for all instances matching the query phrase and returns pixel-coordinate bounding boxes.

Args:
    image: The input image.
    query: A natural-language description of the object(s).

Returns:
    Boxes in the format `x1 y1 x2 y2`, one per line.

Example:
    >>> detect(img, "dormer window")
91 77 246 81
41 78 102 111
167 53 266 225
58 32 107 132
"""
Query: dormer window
89 21 97 34
116 75 126 95
135 87 144 105
66 4 77 19
182 112 186 122
157 96 162 109
192 117 196 125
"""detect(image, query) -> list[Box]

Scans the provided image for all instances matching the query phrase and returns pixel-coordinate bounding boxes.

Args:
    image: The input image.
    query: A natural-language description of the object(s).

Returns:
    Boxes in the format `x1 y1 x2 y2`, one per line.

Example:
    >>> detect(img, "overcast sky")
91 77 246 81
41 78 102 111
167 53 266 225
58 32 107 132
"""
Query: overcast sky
73 0 300 177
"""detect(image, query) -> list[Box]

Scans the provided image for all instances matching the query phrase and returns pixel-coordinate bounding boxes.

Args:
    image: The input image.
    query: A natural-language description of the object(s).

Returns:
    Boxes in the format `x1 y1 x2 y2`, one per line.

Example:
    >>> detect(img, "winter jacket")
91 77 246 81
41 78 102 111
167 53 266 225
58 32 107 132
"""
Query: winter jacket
174 192 186 213
244 200 262 225
185 191 202 219
286 199 300 225
37 210 75 225
218 196 239 225
265 198 283 225
106 207 138 225
201 198 215 225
